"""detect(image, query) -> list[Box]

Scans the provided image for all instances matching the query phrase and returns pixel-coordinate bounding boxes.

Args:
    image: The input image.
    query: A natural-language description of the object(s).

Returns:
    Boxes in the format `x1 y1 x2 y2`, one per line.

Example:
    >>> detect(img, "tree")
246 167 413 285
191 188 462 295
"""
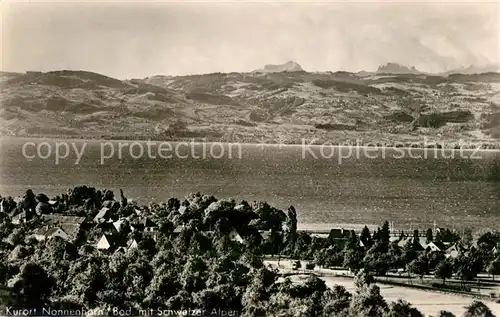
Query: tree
322 285 352 317
402 240 418 265
343 231 365 273
407 254 428 280
10 262 53 309
363 243 390 276
462 229 474 249
463 301 494 317
360 226 373 250
487 256 500 280
144 265 180 308
427 251 446 271
349 284 388 317
435 259 453 285
477 232 499 251
381 221 390 248
241 268 275 317
372 228 381 243
354 269 374 290
283 206 298 253
426 228 433 244
412 230 421 250
388 242 403 271
438 312 455 317
387 299 423 317
313 249 327 268
350 270 386 317
292 260 301 271
454 254 482 282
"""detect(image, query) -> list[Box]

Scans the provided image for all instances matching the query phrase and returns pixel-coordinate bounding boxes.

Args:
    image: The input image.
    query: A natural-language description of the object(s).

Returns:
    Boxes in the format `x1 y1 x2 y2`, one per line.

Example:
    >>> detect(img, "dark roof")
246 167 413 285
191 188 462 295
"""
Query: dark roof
327 229 350 238
36 193 50 203
11 211 27 220
398 237 425 250
97 222 118 234
35 202 53 215
144 231 159 240
101 234 124 248
141 217 157 228
429 241 446 250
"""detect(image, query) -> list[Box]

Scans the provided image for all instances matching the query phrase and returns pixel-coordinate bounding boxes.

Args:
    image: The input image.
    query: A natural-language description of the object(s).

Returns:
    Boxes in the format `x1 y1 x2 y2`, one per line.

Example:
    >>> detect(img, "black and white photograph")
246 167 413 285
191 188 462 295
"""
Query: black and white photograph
0 0 500 316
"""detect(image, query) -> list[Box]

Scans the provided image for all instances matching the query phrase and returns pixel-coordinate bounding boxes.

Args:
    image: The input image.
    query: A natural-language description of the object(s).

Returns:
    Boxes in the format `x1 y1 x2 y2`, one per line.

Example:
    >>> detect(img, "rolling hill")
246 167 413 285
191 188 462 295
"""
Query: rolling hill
1 64 500 147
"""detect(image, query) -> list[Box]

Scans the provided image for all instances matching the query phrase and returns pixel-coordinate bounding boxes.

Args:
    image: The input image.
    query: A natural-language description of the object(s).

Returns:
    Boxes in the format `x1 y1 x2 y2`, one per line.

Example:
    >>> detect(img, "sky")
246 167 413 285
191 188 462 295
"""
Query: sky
1 0 499 79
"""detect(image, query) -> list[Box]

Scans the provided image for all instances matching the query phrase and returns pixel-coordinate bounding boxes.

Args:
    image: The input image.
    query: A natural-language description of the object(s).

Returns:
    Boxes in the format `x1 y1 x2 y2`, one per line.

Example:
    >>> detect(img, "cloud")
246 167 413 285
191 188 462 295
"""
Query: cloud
1 1 498 78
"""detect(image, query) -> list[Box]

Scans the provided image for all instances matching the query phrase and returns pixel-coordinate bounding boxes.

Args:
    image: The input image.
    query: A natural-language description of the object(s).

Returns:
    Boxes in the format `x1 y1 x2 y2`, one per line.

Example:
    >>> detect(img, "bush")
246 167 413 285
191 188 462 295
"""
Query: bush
431 283 471 292
292 260 301 270
305 263 315 270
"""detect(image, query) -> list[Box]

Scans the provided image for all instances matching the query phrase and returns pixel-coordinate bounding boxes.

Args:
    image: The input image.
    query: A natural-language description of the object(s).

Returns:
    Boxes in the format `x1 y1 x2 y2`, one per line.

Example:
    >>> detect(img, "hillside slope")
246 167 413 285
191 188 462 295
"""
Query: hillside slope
1 67 500 147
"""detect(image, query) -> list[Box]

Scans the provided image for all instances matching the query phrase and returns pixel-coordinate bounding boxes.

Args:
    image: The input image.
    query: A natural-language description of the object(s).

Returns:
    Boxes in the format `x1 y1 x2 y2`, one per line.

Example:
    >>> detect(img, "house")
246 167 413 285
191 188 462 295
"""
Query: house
113 219 126 231
389 236 400 243
310 233 330 240
259 230 272 242
229 229 244 244
141 218 158 232
96 234 121 251
397 237 425 251
397 237 412 248
144 231 159 242
34 227 69 241
115 246 127 253
445 243 465 259
41 215 86 226
127 238 139 250
35 202 53 215
173 225 184 234
94 207 111 223
40 215 85 241
327 228 351 239
234 204 247 212
11 211 27 225
426 241 446 252
96 222 118 236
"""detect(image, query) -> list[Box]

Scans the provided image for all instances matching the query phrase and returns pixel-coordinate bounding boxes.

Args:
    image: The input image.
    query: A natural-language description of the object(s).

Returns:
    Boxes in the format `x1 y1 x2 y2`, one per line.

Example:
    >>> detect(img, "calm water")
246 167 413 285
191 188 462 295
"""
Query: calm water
1 137 500 231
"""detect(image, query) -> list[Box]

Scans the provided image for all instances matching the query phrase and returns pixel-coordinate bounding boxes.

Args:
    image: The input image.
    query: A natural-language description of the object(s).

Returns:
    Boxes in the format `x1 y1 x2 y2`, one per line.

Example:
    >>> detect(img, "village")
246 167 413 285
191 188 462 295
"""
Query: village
0 185 494 288
0 188 477 259
0 187 499 316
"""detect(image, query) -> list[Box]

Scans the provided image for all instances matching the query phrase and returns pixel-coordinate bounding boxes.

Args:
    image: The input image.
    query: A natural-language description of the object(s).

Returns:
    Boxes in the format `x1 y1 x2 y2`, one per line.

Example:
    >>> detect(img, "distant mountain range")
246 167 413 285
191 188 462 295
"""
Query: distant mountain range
1 62 500 146
252 61 304 73
376 63 421 74
373 62 500 76
250 61 500 76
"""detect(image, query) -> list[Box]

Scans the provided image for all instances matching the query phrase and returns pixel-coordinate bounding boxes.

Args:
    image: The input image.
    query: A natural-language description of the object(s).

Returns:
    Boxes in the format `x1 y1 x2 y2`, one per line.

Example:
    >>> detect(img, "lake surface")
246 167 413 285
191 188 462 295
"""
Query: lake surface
1 137 500 231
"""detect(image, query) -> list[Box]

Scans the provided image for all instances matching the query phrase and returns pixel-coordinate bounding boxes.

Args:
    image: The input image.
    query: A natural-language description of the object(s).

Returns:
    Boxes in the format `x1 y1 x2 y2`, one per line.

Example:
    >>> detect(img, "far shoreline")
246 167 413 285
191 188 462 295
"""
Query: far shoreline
2 135 500 152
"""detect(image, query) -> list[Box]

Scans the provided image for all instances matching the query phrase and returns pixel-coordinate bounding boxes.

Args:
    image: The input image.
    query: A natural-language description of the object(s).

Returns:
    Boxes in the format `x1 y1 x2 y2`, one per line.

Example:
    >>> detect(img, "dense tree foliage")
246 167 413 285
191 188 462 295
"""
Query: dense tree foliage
0 187 497 316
